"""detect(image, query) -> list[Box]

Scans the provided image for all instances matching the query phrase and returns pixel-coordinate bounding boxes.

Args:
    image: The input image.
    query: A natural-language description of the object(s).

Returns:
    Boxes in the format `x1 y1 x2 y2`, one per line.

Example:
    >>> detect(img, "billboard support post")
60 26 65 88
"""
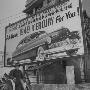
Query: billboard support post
4 27 7 67
79 0 88 82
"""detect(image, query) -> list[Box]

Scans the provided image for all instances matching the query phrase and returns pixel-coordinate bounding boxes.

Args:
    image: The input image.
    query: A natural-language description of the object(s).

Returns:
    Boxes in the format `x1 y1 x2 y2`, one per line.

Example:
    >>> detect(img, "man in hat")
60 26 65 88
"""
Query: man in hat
9 63 24 90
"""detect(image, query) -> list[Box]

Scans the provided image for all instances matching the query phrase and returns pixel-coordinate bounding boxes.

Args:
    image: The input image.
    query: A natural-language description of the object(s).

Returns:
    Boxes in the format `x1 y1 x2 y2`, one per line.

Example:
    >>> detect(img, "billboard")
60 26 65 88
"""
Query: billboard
5 0 84 66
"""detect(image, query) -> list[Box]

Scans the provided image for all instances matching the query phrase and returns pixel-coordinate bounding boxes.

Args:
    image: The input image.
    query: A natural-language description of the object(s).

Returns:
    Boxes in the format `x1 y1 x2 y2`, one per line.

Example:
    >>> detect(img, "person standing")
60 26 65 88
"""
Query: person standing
9 63 24 90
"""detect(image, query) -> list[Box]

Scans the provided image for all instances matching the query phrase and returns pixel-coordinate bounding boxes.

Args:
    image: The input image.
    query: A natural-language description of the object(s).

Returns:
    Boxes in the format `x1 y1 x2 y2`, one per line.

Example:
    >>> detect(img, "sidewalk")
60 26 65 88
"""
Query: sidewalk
31 84 90 90
77 83 90 90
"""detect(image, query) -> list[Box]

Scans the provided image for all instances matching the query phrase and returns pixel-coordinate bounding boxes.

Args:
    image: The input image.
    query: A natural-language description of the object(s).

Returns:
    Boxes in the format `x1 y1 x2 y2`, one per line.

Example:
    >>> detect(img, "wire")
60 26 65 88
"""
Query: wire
0 13 26 23
0 12 26 30
0 9 26 22
0 12 26 29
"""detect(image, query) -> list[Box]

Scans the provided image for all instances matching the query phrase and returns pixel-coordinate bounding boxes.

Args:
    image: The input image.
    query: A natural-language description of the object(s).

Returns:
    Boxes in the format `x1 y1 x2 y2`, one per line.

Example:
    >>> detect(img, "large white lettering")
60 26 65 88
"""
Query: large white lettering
32 17 54 31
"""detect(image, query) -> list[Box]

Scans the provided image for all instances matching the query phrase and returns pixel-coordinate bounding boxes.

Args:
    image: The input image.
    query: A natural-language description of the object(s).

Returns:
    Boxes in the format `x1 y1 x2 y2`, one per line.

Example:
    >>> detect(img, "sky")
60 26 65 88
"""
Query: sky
0 0 26 51
0 0 26 20
0 0 90 51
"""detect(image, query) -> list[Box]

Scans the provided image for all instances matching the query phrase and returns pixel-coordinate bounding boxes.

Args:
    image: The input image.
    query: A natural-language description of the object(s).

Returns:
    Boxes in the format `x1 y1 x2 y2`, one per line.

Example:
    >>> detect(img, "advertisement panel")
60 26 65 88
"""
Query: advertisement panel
66 66 75 84
5 0 84 66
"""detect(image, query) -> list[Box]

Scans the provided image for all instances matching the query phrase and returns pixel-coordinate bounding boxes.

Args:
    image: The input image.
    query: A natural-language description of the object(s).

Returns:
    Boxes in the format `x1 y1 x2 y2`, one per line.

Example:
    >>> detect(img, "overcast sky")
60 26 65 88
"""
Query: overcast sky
0 0 26 51
0 0 26 20
0 0 90 51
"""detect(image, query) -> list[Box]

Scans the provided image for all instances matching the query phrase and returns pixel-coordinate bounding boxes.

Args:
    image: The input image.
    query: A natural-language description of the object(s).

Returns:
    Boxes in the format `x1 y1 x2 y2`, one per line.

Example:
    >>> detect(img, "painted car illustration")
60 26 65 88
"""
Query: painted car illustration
12 28 81 61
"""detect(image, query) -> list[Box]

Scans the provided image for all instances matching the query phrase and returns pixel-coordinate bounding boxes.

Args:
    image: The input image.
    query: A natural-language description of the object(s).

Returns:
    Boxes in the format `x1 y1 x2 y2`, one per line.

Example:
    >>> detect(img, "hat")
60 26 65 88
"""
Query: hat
15 62 20 66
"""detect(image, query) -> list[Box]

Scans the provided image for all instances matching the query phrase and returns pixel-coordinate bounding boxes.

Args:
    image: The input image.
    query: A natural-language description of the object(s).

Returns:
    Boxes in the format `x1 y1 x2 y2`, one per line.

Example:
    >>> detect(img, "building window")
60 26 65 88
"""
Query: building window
35 2 43 12
26 9 33 16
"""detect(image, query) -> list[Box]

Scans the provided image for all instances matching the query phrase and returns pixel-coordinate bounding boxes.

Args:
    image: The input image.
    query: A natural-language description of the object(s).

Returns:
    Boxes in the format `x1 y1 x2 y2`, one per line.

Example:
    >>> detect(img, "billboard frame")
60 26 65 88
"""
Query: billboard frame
4 0 86 67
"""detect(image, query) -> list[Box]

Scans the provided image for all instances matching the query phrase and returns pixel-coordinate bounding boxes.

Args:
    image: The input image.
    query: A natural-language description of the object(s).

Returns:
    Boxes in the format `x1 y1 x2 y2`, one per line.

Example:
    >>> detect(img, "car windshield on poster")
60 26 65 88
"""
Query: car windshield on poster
5 0 84 66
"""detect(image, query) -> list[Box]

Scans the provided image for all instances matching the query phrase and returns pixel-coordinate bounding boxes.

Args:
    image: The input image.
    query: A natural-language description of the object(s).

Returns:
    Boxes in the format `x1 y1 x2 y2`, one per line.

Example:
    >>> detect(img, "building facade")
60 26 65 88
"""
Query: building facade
83 10 90 83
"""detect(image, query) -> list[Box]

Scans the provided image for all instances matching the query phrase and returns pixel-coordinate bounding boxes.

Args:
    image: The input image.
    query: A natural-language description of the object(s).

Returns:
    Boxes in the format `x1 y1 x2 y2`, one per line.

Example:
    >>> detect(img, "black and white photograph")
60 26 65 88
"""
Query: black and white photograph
0 0 90 90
